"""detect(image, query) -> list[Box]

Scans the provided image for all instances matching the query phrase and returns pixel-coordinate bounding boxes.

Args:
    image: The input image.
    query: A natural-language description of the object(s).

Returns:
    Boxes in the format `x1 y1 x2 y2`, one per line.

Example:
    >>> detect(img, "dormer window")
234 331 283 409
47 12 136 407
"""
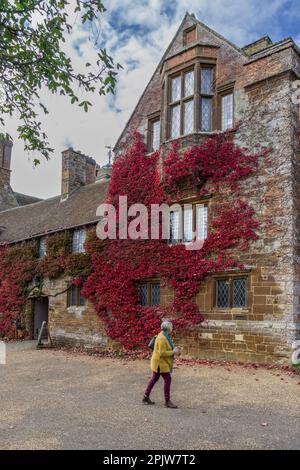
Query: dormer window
167 65 215 139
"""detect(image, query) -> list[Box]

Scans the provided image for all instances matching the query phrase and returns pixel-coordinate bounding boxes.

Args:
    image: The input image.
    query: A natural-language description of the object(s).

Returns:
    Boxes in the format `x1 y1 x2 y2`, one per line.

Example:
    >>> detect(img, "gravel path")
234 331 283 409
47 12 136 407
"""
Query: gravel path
0 348 299 450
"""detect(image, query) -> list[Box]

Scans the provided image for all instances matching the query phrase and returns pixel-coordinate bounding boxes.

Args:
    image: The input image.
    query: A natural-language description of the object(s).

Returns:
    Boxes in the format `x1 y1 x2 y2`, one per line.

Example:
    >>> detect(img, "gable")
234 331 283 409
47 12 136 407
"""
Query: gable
114 13 246 153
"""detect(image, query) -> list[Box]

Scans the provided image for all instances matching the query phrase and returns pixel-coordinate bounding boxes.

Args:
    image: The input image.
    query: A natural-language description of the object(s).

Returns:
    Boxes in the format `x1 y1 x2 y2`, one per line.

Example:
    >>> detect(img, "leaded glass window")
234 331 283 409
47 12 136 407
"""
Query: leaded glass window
170 210 180 242
184 70 194 97
171 105 180 138
167 66 216 138
184 100 194 134
201 98 212 132
201 68 213 94
217 280 229 308
151 284 160 306
68 286 86 307
38 237 47 258
221 93 233 130
233 278 246 308
140 284 148 306
139 282 160 306
72 228 86 253
196 205 208 240
71 286 77 306
215 277 247 309
171 76 181 102
152 119 160 151
183 206 193 242
169 202 208 244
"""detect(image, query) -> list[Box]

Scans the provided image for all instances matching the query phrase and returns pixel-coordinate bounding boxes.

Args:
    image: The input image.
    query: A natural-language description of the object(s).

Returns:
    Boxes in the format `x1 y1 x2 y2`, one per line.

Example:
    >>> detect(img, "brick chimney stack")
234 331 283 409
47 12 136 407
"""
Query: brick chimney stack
61 148 97 200
0 140 18 212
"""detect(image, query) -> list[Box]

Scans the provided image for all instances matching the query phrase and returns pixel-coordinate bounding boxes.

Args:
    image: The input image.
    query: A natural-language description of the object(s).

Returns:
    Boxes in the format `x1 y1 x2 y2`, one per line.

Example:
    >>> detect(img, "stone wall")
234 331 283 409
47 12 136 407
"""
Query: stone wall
61 148 97 200
29 277 107 348
22 17 300 364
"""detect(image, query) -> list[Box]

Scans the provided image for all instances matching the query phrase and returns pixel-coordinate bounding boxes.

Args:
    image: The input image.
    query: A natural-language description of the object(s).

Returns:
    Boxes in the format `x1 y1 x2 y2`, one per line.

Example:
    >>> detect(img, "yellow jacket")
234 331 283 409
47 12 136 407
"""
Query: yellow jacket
151 331 174 373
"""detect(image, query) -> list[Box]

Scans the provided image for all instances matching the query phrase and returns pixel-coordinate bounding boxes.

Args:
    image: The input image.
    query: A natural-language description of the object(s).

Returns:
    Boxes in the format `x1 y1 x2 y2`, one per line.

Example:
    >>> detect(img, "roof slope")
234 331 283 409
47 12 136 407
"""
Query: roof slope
14 192 42 206
0 179 109 244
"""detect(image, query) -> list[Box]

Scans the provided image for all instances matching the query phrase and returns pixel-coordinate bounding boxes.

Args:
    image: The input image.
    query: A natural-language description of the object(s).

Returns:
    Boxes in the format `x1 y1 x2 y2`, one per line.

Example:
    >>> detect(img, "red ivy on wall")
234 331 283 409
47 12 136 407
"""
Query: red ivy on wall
0 131 267 349
82 131 266 350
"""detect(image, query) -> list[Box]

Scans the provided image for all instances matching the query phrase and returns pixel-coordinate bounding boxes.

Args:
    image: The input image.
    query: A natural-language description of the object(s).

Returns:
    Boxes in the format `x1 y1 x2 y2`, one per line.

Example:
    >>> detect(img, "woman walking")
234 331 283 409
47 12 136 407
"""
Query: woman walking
143 320 180 408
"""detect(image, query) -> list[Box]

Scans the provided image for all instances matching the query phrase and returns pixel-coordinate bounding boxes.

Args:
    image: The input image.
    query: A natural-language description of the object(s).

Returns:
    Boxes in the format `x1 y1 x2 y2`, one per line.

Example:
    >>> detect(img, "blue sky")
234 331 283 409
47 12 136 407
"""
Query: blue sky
6 0 300 198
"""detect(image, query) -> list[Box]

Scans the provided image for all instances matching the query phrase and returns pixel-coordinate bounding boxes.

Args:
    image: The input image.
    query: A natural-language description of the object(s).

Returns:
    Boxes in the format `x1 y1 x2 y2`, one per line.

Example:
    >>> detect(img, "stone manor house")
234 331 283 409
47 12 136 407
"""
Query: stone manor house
0 13 300 363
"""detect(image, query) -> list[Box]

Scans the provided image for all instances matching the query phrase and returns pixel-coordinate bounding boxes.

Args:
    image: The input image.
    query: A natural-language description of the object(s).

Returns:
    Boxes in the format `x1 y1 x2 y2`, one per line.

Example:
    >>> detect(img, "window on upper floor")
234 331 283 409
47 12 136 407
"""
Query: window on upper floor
169 201 208 244
67 286 86 307
221 92 234 131
168 66 215 139
148 116 161 152
38 236 47 258
215 276 247 309
72 228 86 253
183 26 197 46
139 281 160 306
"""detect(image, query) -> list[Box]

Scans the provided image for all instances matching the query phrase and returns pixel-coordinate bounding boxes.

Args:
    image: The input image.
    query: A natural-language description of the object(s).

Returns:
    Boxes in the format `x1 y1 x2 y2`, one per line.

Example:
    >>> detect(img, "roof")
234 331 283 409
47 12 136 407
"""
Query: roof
14 192 42 206
0 179 109 244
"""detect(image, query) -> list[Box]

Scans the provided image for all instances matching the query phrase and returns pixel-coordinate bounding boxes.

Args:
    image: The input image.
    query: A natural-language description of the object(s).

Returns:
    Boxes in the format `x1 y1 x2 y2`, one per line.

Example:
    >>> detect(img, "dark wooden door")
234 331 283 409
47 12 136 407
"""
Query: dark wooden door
33 297 49 340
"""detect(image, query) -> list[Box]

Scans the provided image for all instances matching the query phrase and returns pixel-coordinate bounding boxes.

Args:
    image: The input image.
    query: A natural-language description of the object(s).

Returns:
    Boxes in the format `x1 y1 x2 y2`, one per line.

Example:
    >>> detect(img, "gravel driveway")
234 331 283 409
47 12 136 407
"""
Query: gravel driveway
0 346 299 450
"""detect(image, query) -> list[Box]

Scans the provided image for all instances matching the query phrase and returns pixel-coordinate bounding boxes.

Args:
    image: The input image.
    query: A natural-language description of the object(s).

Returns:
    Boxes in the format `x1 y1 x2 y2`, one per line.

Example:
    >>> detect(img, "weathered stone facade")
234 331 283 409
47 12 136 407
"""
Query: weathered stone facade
1 13 300 364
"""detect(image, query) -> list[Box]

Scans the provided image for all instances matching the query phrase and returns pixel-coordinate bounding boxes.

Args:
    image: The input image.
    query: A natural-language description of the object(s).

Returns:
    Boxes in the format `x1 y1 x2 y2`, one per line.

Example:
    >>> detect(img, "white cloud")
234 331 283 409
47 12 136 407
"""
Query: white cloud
6 0 295 198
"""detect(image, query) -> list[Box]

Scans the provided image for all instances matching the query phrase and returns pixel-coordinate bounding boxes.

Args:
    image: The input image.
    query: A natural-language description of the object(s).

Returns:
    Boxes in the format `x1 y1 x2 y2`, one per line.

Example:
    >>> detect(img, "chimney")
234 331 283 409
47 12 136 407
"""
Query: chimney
0 140 18 212
61 148 96 200
96 164 112 181
0 140 13 188
96 146 113 181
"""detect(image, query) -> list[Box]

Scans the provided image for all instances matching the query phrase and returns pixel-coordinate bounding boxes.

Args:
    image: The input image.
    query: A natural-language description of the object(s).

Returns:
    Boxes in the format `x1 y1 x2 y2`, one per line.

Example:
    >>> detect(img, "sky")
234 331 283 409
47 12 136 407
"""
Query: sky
6 0 300 199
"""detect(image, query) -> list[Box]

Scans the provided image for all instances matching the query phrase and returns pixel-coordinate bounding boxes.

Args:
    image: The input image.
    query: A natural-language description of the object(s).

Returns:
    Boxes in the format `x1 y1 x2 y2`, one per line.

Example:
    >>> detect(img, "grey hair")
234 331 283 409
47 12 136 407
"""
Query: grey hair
161 319 173 333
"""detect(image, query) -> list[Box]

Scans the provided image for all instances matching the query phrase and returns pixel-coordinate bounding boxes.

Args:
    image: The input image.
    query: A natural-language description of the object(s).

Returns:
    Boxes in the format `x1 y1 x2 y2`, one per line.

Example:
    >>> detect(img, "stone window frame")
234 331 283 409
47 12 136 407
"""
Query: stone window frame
67 285 85 307
213 273 250 311
165 60 217 140
147 112 161 152
169 197 210 244
217 82 235 131
138 279 161 307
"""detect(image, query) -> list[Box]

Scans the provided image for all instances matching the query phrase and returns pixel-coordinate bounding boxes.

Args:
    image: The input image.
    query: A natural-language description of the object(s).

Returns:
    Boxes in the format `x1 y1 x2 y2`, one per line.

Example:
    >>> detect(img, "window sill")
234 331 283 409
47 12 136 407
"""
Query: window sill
163 131 222 145
67 306 86 313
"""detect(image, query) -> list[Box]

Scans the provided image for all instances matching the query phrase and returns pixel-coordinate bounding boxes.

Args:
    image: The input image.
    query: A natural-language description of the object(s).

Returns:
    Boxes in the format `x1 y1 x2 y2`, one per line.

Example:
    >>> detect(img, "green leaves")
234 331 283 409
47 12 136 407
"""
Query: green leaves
0 0 122 163
79 101 92 112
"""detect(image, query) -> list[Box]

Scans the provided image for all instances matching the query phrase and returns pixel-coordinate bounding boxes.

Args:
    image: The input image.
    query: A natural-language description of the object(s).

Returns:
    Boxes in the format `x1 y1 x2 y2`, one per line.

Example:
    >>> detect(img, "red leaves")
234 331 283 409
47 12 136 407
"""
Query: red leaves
0 130 265 346
82 131 262 350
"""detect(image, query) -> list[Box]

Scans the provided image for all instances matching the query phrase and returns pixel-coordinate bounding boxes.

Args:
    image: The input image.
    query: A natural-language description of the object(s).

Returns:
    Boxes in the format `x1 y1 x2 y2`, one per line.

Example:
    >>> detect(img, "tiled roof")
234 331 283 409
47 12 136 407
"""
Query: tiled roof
14 192 42 206
0 179 109 244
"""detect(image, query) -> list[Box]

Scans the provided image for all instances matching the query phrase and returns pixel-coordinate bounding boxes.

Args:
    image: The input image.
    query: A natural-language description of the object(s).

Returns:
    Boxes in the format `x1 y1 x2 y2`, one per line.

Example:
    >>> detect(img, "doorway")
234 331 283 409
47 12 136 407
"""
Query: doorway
33 297 49 340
